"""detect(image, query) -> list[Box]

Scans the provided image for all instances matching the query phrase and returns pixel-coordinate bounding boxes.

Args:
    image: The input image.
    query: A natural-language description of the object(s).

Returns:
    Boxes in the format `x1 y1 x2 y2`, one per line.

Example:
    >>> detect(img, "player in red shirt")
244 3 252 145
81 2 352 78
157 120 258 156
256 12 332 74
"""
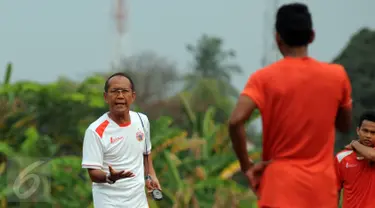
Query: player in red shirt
336 111 375 208
228 2 352 208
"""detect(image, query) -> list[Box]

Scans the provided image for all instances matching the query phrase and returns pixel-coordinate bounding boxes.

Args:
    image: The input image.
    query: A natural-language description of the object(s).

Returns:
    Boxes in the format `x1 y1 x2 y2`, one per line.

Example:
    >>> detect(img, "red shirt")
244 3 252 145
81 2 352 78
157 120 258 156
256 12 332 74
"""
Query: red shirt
336 150 375 208
241 57 352 208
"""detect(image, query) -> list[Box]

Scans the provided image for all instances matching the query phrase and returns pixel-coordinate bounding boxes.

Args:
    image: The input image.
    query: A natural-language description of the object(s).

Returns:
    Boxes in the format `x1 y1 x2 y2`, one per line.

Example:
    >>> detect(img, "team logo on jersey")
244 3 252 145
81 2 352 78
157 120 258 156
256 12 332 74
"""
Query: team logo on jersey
136 129 144 142
110 136 124 144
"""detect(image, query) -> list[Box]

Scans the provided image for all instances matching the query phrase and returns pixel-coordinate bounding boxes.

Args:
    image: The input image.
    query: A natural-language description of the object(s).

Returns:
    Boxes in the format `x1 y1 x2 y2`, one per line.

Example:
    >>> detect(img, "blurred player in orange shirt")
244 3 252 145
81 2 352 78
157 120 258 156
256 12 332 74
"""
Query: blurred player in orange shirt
228 2 353 208
336 111 375 208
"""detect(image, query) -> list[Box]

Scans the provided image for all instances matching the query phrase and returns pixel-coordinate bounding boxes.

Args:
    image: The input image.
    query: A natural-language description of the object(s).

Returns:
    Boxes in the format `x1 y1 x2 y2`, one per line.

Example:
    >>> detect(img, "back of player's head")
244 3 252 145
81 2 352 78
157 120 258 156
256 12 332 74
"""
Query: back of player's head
275 3 313 47
358 111 375 127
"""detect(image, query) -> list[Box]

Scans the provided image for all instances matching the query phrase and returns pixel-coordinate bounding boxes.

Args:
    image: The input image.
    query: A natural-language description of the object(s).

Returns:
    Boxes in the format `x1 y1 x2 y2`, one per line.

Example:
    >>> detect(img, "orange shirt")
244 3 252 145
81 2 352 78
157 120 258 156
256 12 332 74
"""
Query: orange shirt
241 57 352 208
336 150 375 208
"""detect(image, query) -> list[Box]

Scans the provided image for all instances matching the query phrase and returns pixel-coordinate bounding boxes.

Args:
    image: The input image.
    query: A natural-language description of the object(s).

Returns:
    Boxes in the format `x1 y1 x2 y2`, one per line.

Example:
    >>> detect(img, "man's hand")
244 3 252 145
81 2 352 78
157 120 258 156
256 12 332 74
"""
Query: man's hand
345 141 364 158
108 165 135 182
347 140 375 161
345 141 355 150
146 175 162 192
244 160 271 196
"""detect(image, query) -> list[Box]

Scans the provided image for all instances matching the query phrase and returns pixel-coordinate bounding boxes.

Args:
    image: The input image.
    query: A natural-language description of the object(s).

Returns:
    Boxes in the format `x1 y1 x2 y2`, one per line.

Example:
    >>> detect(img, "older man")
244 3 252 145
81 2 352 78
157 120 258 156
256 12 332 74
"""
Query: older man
81 72 161 208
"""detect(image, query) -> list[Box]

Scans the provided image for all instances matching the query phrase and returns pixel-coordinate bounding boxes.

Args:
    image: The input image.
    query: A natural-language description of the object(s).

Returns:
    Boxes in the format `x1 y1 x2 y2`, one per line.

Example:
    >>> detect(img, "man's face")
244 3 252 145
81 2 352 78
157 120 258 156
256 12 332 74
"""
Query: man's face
357 120 375 147
104 76 135 114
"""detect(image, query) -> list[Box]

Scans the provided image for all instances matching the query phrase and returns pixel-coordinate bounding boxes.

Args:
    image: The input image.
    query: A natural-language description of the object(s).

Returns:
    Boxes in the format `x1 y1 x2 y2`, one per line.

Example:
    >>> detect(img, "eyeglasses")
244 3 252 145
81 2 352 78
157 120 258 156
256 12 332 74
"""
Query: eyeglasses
107 88 133 96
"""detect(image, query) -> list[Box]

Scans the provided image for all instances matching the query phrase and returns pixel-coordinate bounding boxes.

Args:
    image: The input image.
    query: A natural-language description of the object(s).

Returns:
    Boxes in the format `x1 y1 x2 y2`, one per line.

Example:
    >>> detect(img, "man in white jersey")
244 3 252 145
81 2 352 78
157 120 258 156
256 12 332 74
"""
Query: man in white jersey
81 73 161 208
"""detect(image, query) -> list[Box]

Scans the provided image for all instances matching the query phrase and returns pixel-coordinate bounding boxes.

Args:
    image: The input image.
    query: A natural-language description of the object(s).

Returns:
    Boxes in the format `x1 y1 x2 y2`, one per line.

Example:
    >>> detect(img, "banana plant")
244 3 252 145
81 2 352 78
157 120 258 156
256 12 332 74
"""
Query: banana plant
146 115 206 207
3 62 12 87
0 127 57 207
0 63 16 125
151 99 259 207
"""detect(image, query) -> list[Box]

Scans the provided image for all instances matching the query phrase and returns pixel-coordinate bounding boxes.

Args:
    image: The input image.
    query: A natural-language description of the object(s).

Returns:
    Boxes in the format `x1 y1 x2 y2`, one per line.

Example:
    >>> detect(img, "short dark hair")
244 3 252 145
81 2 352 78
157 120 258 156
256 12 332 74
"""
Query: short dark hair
358 111 375 127
104 72 135 92
275 3 313 47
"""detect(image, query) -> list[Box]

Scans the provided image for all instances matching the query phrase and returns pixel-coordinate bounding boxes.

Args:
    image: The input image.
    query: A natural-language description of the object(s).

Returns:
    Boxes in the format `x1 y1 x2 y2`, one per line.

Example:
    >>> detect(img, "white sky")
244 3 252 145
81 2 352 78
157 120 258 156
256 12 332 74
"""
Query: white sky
0 0 374 92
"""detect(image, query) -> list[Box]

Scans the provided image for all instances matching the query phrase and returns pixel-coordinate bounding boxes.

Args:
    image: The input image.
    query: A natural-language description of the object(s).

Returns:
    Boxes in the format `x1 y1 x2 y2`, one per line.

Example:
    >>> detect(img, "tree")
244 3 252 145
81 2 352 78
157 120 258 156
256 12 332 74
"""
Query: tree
184 34 242 98
332 28 375 151
118 51 180 105
175 35 243 125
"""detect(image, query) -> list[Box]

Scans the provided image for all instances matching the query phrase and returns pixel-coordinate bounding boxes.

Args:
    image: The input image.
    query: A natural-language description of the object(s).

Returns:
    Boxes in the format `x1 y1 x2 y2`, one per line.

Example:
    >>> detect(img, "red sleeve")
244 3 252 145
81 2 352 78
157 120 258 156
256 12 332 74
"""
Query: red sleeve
335 156 343 191
240 70 265 109
338 66 352 109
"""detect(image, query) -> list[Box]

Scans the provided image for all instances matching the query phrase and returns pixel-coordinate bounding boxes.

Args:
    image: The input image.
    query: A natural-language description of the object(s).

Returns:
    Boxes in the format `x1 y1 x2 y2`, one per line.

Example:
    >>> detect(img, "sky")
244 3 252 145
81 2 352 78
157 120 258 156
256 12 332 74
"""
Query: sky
0 0 374 92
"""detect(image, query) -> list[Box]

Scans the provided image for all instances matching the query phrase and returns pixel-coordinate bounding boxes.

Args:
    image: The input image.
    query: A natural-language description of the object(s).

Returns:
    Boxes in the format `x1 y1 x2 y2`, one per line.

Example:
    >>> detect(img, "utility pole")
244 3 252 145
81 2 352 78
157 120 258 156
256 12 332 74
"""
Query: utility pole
111 0 128 70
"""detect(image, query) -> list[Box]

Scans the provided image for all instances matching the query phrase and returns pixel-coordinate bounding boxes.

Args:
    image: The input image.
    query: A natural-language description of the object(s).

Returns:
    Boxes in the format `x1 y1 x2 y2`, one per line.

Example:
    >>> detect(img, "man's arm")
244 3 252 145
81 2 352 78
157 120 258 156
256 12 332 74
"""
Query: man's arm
229 71 264 173
335 66 353 133
228 95 257 172
87 169 108 183
350 141 375 161
144 153 156 177
81 129 107 183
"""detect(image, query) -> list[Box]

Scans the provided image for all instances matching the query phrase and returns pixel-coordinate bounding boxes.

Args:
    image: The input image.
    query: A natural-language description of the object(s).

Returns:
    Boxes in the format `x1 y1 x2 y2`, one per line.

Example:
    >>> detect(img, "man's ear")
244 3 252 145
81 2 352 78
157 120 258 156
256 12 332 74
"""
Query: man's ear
308 30 315 44
275 32 282 46
131 91 136 103
104 92 109 104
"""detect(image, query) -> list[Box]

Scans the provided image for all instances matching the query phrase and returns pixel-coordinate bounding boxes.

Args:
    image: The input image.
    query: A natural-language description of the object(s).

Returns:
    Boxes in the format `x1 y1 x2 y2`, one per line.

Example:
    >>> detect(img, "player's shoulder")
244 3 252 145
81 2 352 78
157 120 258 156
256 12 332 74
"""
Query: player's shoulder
86 113 110 135
247 61 280 81
258 60 282 72
335 149 355 164
317 60 343 68
307 61 348 85
325 62 345 71
130 110 149 122
254 58 297 74
319 62 347 76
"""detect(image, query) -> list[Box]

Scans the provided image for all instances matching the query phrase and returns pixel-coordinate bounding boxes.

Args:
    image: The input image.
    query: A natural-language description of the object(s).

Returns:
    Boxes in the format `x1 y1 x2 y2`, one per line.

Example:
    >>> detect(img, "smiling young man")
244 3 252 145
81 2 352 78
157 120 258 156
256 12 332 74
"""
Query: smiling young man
81 72 161 208
228 3 352 208
336 111 375 208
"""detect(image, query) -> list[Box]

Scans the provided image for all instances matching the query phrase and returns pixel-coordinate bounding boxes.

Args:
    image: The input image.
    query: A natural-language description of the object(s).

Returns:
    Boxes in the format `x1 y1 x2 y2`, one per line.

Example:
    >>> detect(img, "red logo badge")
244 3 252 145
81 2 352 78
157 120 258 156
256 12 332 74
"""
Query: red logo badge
136 130 144 142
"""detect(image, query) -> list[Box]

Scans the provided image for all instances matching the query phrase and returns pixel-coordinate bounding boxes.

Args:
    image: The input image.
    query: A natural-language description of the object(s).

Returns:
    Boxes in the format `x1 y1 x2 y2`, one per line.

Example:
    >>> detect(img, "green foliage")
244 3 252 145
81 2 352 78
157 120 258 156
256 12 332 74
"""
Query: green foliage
0 75 107 155
49 156 92 207
150 105 258 208
0 128 104 207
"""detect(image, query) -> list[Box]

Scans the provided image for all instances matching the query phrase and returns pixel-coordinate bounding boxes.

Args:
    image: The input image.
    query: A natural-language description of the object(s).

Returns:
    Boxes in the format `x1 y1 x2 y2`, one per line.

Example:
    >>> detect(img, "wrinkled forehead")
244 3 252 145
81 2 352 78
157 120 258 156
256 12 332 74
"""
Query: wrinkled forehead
361 120 375 130
108 76 132 90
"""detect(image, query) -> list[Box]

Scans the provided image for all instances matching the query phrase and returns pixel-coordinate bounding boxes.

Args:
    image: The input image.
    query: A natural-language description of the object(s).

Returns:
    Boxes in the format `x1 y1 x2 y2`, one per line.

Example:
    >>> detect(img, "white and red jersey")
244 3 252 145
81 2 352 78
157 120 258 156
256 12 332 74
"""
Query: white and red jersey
81 111 151 208
335 149 375 208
